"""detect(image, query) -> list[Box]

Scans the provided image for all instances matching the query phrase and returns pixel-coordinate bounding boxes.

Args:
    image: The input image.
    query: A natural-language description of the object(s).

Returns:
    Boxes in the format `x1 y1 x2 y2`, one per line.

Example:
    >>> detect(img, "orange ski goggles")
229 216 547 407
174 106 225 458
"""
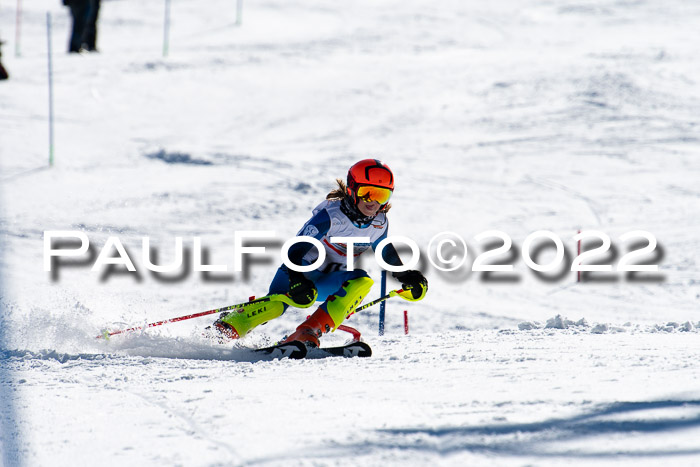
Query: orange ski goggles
356 185 393 204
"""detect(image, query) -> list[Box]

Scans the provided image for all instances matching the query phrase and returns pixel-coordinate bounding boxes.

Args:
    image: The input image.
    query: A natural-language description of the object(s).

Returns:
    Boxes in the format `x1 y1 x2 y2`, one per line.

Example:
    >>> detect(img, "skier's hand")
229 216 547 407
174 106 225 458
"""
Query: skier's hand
393 270 428 301
288 271 317 307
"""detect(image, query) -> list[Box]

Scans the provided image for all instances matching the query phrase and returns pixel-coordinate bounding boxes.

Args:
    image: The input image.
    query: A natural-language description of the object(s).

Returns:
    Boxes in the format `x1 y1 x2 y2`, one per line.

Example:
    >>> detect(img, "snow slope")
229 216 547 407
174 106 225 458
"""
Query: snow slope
1 0 700 465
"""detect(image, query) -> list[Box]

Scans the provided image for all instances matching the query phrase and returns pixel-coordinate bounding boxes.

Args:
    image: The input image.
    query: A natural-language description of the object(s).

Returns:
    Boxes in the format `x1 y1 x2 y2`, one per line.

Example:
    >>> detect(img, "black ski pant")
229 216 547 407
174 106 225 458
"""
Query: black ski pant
68 0 100 53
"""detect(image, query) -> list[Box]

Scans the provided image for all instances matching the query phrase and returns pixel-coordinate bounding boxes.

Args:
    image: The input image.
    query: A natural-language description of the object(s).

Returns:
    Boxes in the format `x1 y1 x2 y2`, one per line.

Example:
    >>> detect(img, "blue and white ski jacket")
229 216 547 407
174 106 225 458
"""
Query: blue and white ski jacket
288 200 402 274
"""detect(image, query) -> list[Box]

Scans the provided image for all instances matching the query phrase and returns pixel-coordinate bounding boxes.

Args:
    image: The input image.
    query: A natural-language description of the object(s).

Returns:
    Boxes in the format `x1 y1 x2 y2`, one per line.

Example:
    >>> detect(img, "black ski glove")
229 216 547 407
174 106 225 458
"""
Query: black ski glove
288 270 317 306
392 270 428 300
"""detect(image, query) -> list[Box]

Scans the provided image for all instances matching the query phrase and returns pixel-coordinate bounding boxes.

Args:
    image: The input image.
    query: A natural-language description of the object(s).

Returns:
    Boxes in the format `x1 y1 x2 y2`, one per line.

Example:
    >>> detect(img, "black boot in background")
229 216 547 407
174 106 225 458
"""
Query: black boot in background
0 40 9 80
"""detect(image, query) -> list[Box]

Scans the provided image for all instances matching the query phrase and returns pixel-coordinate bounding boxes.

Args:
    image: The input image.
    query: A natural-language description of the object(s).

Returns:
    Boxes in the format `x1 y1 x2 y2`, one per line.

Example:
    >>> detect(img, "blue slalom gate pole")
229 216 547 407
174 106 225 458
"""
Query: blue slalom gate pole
378 270 387 335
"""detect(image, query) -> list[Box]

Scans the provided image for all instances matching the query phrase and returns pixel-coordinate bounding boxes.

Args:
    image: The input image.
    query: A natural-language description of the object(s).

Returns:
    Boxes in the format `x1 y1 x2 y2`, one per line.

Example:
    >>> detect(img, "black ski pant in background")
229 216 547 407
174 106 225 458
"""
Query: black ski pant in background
68 0 100 53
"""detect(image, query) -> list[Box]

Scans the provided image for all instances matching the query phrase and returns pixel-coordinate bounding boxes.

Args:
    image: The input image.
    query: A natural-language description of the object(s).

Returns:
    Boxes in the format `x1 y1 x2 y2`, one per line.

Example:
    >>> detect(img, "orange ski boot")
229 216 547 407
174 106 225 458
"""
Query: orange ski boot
283 307 335 348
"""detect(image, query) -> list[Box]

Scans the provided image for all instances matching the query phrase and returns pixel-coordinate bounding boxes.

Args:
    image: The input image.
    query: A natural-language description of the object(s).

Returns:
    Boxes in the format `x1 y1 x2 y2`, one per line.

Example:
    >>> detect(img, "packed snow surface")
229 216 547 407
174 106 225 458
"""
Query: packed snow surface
1 0 700 465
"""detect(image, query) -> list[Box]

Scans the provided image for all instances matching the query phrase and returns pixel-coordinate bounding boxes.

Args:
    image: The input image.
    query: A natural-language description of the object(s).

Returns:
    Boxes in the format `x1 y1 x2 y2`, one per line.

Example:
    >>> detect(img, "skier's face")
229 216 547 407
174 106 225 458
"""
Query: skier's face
357 198 381 217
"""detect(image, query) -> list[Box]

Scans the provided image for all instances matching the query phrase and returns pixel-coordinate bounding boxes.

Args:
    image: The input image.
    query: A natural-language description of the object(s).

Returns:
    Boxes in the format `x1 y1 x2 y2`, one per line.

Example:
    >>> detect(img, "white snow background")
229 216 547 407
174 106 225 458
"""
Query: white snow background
1 0 700 465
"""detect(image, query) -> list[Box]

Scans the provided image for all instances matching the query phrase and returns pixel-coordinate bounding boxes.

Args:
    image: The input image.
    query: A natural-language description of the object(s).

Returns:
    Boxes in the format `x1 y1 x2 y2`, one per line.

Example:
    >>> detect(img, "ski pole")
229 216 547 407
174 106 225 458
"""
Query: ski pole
96 294 294 340
355 289 404 313
344 289 404 320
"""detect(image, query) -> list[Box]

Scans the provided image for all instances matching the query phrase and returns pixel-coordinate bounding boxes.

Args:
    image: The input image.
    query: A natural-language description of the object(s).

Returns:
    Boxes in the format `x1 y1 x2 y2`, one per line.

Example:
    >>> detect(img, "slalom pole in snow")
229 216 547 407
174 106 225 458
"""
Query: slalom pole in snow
15 0 22 57
235 0 243 26
46 12 54 167
577 229 581 283
163 0 171 57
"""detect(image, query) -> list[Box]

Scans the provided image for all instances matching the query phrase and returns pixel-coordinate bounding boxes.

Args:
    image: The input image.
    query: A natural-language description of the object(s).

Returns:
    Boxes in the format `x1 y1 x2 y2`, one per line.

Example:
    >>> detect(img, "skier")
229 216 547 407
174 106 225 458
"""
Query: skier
214 159 428 347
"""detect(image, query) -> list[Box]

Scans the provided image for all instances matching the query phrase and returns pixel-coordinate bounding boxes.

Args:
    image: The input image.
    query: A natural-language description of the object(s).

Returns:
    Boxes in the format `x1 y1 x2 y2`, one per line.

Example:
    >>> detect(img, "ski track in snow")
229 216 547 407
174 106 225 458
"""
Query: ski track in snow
2 0 700 465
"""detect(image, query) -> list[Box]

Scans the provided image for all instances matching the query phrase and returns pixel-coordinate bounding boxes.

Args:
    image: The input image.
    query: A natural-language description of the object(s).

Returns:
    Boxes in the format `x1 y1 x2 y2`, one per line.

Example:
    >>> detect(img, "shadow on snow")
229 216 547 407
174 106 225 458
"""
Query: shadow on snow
341 400 700 459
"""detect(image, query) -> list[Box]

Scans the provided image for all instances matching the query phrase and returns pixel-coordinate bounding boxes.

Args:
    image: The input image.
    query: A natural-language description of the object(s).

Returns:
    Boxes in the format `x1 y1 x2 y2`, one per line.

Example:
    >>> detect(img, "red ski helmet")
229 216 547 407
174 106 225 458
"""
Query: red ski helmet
346 159 394 205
